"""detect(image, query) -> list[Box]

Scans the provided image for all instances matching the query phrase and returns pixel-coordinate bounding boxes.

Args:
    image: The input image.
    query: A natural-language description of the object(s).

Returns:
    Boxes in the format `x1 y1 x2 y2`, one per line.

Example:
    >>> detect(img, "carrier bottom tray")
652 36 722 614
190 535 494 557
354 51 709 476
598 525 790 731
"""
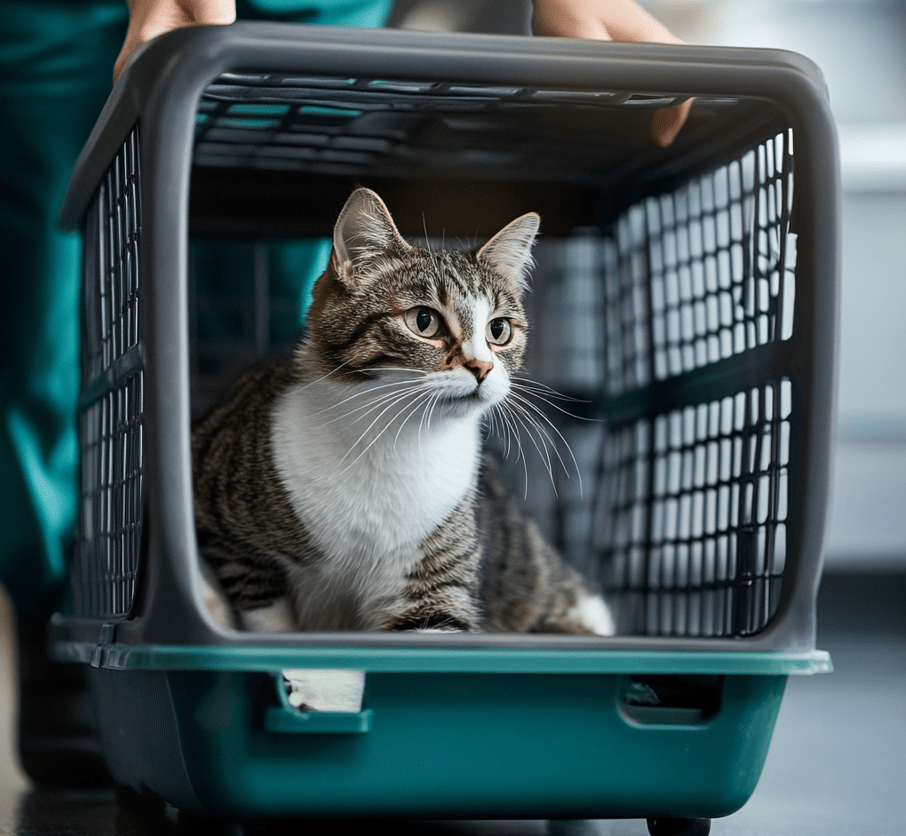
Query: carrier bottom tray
67 645 831 819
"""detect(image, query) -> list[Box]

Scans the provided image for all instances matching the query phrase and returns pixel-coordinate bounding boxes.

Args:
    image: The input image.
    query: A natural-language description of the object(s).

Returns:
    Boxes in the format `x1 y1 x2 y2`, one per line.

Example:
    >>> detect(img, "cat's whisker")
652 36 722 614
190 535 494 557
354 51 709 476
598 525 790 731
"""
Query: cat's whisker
312 379 428 420
509 380 598 420
393 389 436 451
508 400 563 473
487 404 513 460
500 407 518 462
358 386 429 429
337 389 428 476
427 389 450 434
510 376 590 404
494 404 530 498
511 421 531 501
369 367 432 375
484 404 500 445
499 409 514 460
417 392 441 452
336 387 427 470
422 390 444 442
298 357 357 390
422 215 433 254
504 404 559 496
322 391 423 429
517 411 566 497
506 393 583 496
337 422 407 477
308 382 405 419
508 391 580 457
326 382 429 425
483 407 503 450
501 405 526 465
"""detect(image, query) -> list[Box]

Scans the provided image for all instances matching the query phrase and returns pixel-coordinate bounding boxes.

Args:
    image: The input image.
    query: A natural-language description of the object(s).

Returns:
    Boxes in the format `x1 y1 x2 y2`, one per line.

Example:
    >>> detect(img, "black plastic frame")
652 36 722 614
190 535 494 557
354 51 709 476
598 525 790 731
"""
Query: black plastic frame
58 23 839 655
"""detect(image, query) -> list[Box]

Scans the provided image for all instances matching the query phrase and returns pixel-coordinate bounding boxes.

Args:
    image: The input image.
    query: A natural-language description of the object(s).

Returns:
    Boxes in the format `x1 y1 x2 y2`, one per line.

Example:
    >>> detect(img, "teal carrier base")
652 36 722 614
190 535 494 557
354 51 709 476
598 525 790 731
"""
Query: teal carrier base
56 24 839 832
73 645 826 821
89 665 787 820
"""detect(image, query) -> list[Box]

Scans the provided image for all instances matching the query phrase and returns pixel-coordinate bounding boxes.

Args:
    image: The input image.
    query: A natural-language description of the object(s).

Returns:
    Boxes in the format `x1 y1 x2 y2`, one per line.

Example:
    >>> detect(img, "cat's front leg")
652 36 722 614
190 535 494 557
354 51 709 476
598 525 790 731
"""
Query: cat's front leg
378 514 484 633
382 603 478 633
198 538 298 631
240 598 297 632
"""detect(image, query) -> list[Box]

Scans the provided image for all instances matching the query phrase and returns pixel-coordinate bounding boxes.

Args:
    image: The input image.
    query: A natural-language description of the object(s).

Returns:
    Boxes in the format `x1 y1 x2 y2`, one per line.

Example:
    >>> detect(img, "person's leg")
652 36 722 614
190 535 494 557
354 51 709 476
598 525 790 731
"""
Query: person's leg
0 0 129 786
0 0 128 619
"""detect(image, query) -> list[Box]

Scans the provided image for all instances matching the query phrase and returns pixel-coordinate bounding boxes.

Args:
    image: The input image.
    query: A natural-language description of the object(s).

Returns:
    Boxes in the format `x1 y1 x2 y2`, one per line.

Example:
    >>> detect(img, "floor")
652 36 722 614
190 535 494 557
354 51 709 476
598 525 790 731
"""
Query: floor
0 573 903 836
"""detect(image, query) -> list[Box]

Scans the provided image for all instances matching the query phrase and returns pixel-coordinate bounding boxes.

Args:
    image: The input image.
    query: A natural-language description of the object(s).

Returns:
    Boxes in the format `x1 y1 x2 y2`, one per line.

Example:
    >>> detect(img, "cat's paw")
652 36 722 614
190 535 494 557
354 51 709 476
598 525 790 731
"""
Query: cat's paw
384 612 473 632
282 669 365 712
199 569 236 628
569 592 617 636
240 599 296 632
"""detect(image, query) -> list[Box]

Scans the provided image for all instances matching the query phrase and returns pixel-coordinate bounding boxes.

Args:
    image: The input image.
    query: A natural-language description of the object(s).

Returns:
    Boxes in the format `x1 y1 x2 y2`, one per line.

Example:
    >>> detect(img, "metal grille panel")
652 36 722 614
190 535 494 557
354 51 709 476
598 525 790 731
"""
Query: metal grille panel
518 131 796 637
73 126 144 620
596 381 790 637
192 72 742 182
603 132 795 398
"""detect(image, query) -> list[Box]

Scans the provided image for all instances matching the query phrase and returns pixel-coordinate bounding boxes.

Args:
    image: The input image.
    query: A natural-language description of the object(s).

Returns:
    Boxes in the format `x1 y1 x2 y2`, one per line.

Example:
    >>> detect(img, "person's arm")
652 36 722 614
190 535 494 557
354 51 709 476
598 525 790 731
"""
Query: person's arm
532 0 692 146
113 0 236 84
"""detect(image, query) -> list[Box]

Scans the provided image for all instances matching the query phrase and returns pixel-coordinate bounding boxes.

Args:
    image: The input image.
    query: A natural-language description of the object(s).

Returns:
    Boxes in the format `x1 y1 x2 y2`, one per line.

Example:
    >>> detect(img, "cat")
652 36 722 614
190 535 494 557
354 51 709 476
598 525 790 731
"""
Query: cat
191 187 614 641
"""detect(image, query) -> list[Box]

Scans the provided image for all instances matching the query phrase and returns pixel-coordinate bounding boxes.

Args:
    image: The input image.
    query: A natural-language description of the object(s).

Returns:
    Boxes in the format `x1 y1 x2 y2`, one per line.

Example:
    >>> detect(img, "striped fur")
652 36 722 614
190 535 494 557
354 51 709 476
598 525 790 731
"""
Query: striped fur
191 188 613 635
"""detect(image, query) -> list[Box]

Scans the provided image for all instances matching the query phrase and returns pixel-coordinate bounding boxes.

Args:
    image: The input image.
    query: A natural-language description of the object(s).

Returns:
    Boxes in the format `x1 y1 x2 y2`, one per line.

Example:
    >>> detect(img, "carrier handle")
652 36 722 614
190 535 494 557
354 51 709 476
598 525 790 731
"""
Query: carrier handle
265 669 371 734
264 705 373 734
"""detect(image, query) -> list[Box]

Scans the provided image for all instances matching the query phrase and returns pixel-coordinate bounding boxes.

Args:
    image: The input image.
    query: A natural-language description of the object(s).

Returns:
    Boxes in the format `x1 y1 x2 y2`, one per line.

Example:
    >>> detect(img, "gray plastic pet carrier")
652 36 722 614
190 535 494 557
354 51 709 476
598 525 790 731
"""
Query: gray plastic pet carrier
55 23 838 830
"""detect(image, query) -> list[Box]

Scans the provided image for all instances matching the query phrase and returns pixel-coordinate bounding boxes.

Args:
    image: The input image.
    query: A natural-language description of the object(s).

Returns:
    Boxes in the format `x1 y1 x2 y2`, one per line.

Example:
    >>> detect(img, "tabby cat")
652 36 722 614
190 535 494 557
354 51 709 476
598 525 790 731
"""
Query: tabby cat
192 187 614 638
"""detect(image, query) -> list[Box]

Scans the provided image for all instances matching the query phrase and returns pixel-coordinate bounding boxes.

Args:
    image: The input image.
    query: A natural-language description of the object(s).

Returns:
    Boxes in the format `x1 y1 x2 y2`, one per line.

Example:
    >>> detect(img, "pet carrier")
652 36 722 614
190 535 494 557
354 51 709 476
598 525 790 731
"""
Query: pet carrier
55 23 838 833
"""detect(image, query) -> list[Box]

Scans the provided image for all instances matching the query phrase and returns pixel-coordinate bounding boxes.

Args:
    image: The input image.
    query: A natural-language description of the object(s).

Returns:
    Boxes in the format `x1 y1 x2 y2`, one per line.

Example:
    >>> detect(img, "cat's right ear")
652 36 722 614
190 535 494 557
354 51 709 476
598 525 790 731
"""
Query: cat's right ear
477 212 540 293
330 188 410 282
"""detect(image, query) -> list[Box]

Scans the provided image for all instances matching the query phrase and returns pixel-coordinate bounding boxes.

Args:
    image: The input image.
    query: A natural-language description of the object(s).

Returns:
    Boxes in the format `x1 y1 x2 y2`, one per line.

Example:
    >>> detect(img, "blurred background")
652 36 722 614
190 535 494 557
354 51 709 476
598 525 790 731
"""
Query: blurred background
389 0 906 573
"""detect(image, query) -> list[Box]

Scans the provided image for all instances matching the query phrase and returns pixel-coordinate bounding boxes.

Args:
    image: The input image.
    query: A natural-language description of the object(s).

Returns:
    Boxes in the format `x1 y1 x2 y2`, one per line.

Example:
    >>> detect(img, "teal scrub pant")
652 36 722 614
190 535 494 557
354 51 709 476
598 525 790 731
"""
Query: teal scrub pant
0 0 393 619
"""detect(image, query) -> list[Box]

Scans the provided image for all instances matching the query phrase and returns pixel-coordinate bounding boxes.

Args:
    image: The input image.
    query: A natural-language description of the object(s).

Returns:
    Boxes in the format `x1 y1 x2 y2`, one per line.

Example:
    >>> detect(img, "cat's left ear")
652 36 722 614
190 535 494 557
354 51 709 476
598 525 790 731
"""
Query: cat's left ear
477 212 540 292
331 188 410 282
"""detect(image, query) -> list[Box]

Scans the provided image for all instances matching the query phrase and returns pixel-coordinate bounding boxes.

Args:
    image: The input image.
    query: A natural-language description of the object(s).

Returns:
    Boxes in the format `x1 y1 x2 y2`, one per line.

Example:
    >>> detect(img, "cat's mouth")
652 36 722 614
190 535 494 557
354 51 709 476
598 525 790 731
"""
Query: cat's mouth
436 385 502 410
433 389 478 404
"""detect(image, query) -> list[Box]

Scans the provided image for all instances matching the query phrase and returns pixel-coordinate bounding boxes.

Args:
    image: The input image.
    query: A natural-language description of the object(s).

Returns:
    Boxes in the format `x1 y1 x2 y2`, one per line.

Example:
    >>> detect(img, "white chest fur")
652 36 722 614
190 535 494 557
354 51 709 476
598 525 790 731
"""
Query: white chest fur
270 376 482 626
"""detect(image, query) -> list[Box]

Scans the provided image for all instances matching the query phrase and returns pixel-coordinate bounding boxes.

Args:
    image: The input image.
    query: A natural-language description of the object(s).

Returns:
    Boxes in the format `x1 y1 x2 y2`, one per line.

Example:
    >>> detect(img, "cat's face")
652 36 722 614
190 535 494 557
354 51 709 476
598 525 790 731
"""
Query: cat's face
305 188 539 419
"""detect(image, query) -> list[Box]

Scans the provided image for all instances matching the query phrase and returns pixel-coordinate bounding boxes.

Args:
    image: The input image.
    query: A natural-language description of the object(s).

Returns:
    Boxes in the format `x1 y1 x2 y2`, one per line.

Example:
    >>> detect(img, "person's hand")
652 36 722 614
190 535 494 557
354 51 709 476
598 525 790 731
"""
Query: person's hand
533 0 692 146
113 0 237 84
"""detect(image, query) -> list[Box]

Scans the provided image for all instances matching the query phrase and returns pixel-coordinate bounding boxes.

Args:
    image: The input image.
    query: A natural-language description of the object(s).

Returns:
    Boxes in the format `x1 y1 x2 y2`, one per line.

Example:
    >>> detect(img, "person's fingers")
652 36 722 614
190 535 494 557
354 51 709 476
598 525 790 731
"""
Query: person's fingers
652 97 693 148
113 0 236 85
533 0 692 146
534 2 614 40
534 0 674 42
113 31 142 85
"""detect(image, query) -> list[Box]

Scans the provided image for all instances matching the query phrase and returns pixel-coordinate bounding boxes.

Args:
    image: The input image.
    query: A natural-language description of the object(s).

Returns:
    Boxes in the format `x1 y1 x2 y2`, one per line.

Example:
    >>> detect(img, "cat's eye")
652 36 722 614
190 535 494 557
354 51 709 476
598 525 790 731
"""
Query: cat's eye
404 307 443 339
486 318 513 346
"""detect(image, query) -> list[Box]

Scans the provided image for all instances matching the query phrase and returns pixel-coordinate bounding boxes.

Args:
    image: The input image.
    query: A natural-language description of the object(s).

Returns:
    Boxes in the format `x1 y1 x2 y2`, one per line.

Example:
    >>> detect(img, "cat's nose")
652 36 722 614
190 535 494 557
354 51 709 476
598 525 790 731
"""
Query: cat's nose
464 358 494 383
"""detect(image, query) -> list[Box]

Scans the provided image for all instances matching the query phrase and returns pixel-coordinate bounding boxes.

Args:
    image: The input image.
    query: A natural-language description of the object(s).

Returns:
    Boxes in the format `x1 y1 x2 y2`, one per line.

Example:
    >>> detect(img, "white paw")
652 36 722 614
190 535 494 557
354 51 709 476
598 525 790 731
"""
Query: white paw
282 669 365 712
241 599 296 632
570 593 617 636
200 570 235 628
